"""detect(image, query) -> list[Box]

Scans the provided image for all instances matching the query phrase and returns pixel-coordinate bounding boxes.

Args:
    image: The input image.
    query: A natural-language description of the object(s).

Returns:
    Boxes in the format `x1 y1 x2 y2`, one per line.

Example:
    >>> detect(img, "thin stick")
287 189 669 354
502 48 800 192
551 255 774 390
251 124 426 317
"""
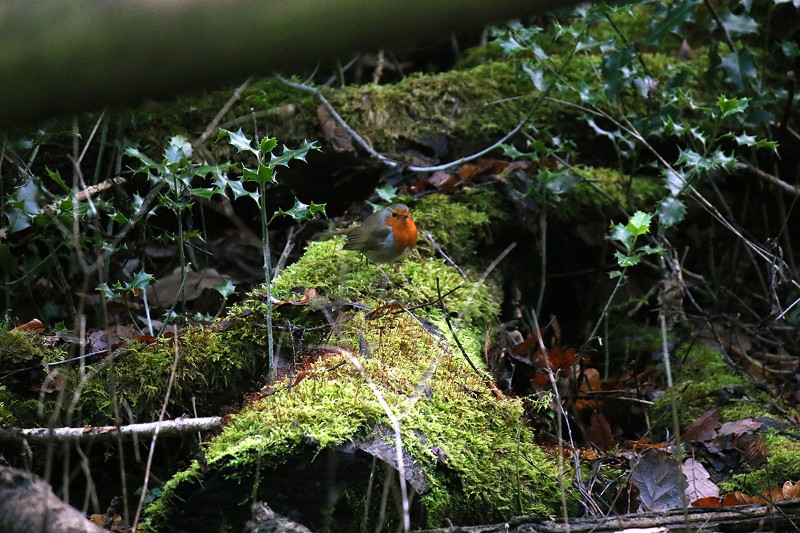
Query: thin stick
0 417 222 445
272 226 297 280
341 348 410 533
529 307 573 527
437 278 482 379
132 325 182 532
194 77 253 148
737 161 800 197
422 230 467 279
279 76 526 173
460 241 517 319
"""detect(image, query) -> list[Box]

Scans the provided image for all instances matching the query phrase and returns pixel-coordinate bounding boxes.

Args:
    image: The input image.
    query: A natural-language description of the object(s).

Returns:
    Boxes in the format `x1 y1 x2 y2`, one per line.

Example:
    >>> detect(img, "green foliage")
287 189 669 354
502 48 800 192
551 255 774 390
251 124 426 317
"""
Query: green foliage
97 269 155 300
217 128 323 225
608 211 662 277
217 128 323 382
488 1 786 235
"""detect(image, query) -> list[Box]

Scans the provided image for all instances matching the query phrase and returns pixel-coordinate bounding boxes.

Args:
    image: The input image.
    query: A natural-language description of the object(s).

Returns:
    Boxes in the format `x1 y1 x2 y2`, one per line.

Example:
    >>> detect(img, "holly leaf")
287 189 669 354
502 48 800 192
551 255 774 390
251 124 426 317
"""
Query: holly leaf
717 11 759 38
260 137 278 155
646 0 697 45
213 278 236 299
716 95 749 118
609 222 635 251
127 270 155 292
718 48 757 91
271 198 327 223
375 184 398 203
164 135 192 164
190 187 217 200
218 128 256 155
45 167 70 193
242 163 276 186
269 140 319 168
615 250 641 268
627 211 653 237
601 46 636 100
656 196 686 229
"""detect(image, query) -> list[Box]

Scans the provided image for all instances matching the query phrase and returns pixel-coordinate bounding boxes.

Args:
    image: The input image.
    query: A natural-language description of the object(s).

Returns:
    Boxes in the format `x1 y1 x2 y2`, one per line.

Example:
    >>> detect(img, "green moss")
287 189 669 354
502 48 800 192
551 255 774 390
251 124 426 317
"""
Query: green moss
145 200 572 529
73 320 265 424
330 61 528 153
0 310 270 428
652 342 785 436
550 166 663 220
412 191 496 262
145 308 568 530
0 385 18 425
719 431 800 495
140 461 206 528
0 328 49 362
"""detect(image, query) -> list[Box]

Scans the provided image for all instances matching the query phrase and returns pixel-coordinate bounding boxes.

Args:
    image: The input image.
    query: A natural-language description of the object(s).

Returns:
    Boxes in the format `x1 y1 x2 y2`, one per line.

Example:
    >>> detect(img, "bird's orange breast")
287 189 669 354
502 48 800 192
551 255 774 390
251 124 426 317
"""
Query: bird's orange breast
387 216 418 252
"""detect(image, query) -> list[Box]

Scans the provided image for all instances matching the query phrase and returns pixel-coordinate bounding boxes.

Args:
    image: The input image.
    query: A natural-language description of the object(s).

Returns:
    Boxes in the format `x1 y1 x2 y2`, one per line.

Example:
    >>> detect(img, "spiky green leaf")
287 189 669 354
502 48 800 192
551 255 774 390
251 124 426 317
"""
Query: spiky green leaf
271 198 327 223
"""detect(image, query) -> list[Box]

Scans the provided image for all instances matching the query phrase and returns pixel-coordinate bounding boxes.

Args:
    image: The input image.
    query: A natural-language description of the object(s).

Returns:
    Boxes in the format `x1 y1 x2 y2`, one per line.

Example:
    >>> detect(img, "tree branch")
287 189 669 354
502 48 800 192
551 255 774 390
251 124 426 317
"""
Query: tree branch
0 0 581 127
0 417 222 445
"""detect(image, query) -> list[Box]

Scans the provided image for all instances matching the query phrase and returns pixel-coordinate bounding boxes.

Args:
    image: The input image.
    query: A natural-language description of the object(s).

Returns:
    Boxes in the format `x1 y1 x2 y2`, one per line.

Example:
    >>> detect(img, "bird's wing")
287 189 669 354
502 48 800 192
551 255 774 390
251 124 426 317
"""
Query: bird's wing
342 224 390 251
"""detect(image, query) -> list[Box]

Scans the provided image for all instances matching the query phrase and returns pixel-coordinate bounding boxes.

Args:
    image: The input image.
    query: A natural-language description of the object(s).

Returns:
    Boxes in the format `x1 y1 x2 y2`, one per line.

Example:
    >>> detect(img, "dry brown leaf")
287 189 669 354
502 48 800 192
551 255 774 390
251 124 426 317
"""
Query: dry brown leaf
586 412 615 451
682 409 721 443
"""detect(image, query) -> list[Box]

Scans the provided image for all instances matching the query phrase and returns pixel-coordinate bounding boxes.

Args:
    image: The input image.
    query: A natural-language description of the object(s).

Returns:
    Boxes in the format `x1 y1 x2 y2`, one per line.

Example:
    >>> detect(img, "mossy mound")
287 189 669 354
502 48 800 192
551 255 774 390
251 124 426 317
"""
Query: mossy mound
145 311 566 531
0 316 268 428
142 195 572 531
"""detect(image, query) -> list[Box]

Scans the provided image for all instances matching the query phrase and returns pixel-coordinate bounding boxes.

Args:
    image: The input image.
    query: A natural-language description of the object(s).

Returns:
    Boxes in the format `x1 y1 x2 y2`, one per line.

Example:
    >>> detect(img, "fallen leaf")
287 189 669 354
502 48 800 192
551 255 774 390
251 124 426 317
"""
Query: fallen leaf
683 458 719 503
718 418 762 437
428 170 456 190
682 409 721 443
741 435 768 468
146 267 228 308
631 450 686 511
586 412 615 451
691 496 722 507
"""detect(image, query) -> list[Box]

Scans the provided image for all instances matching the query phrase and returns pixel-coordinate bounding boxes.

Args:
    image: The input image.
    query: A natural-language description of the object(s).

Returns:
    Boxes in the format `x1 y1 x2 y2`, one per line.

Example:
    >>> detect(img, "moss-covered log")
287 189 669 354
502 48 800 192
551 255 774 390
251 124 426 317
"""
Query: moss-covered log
139 194 573 531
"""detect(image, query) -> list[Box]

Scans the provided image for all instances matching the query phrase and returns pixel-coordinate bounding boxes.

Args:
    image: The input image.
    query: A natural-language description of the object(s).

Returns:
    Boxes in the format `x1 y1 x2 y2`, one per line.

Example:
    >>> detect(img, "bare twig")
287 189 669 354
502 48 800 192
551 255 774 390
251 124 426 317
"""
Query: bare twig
436 279 501 400
528 308 574 525
422 230 467 279
132 325 182 532
278 76 526 172
460 242 517 319
279 76 395 164
737 161 800 196
340 348 410 533
194 77 253 148
272 226 297 280
0 417 222 445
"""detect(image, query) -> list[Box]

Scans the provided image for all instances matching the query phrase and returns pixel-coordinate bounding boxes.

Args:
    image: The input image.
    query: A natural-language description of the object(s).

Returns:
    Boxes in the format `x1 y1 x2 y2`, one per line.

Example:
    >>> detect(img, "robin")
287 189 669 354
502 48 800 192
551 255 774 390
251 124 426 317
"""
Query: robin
330 203 418 263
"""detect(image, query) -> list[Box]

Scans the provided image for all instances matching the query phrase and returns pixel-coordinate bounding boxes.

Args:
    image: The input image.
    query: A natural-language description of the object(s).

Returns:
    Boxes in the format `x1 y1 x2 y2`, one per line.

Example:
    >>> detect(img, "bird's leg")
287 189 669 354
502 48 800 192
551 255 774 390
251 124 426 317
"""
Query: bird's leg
376 264 390 286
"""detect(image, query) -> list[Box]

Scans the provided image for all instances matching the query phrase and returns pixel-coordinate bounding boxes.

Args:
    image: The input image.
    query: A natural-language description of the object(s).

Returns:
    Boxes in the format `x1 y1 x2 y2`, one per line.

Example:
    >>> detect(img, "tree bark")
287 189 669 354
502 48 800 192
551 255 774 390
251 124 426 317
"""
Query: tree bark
0 0 579 128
